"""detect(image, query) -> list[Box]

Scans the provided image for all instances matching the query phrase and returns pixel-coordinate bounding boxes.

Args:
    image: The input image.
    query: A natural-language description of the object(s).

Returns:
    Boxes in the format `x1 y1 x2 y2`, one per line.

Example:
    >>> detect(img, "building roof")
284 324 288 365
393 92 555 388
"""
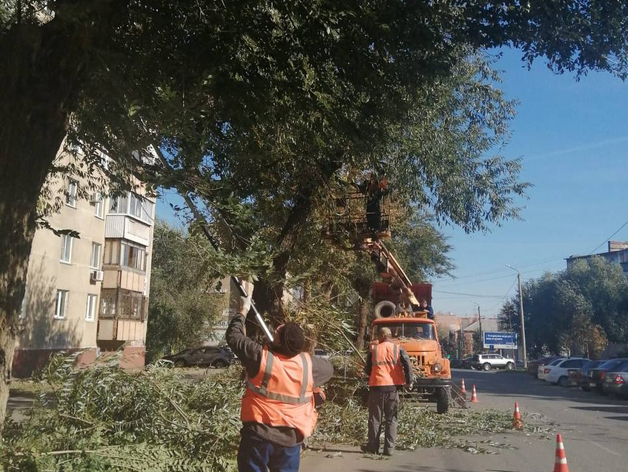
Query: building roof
463 317 499 333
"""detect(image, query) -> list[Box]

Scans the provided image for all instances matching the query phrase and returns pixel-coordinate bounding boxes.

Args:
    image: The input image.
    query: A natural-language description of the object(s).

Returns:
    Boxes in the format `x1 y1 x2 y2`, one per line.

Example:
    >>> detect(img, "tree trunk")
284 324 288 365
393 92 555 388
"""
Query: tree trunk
0 21 88 431
252 161 341 326
356 298 370 350
354 279 371 350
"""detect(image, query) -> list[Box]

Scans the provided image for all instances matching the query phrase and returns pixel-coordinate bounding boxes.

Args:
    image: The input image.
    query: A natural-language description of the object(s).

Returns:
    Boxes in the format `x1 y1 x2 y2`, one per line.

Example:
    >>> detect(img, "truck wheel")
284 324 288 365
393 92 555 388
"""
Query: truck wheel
483 363 491 371
436 388 450 414
506 362 514 370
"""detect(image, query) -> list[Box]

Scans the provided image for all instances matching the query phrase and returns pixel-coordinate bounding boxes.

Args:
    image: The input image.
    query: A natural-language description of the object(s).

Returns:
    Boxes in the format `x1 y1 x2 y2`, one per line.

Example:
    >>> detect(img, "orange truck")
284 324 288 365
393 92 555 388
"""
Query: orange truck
369 282 452 413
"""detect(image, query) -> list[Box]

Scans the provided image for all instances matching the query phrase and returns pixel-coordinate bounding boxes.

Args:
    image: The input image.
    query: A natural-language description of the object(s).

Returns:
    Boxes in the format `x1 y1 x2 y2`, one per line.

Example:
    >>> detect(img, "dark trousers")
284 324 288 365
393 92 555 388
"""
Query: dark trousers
237 429 301 472
367 389 399 453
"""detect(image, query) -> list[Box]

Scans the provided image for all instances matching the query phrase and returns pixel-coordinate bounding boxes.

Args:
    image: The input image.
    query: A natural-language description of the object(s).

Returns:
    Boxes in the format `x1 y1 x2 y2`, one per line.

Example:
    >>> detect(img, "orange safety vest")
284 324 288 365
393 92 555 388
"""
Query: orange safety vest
241 346 316 438
369 341 406 387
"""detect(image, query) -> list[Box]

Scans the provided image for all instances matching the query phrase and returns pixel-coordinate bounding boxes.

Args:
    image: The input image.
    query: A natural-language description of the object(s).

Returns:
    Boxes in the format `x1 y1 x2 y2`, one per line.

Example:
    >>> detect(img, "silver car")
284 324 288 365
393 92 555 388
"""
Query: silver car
472 353 515 371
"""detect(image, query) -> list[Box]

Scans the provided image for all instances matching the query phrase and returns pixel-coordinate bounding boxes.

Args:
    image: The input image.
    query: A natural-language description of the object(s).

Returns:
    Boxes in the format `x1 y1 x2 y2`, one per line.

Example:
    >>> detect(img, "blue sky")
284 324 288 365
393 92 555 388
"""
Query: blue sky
157 47 628 319
431 49 628 318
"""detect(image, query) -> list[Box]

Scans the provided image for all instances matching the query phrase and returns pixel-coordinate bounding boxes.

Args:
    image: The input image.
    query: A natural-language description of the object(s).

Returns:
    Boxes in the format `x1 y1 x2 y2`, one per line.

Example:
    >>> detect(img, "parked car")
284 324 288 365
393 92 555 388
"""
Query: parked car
314 349 330 359
545 358 589 386
578 360 606 391
450 355 472 369
528 356 560 377
472 353 515 371
602 364 628 398
450 358 463 368
163 346 235 368
587 358 628 393
538 357 566 381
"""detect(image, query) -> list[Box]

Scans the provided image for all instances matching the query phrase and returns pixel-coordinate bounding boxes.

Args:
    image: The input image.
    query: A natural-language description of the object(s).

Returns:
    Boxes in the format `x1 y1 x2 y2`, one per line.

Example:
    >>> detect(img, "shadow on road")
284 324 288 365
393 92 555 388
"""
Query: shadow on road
358 467 519 472
572 405 628 414
451 368 628 422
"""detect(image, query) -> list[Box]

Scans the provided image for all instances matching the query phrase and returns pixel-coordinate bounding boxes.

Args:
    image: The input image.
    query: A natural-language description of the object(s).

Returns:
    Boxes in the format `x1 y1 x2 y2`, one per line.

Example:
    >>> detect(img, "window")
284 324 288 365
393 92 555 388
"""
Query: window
90 242 102 269
60 235 73 263
373 322 435 340
103 240 121 265
142 200 154 223
100 288 145 320
65 179 78 207
129 193 143 219
129 193 154 223
119 290 145 319
100 289 117 319
85 294 97 321
109 194 128 214
121 241 146 271
92 193 105 218
55 290 68 319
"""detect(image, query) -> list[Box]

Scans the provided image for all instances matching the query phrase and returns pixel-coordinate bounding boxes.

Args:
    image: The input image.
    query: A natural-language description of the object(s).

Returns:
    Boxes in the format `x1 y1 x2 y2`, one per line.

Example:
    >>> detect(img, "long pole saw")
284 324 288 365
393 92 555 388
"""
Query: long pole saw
153 148 274 342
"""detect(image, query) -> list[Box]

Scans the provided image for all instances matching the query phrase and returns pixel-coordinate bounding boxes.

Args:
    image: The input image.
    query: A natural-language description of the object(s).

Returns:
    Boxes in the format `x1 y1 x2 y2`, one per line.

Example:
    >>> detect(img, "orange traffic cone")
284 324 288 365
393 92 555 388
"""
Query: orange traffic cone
553 434 570 472
460 378 467 395
512 402 523 429
470 385 478 403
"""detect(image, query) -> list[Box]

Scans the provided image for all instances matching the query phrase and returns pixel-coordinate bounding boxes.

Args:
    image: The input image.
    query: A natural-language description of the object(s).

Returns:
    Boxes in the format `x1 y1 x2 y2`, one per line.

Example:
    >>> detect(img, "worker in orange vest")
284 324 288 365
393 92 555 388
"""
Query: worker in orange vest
362 327 412 456
226 281 333 472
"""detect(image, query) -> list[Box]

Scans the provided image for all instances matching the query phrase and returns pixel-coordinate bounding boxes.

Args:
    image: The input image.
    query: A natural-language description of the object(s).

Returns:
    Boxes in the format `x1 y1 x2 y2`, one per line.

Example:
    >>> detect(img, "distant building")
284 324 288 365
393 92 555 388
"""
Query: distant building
434 312 501 357
463 317 499 335
13 152 155 377
566 241 628 274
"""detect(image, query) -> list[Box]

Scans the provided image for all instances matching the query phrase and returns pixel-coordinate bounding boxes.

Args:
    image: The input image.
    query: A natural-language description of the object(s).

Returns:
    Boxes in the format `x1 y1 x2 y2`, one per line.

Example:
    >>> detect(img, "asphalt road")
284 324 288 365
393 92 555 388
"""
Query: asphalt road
302 368 628 472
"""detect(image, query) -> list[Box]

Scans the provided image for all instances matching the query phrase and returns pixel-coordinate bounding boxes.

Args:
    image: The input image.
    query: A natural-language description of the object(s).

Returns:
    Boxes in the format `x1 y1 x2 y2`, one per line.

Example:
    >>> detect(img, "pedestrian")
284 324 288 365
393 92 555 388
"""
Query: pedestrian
226 281 334 472
362 327 413 456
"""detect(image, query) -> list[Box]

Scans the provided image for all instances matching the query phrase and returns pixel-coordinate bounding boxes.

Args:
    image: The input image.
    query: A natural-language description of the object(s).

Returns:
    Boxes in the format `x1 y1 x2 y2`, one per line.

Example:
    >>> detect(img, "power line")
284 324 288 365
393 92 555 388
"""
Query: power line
434 257 566 287
433 290 506 299
435 262 563 288
484 278 518 314
588 217 628 255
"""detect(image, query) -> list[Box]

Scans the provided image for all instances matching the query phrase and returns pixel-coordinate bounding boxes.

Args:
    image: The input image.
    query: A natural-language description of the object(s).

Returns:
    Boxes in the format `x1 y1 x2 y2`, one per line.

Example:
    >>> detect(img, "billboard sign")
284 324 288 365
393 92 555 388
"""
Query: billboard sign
483 332 517 349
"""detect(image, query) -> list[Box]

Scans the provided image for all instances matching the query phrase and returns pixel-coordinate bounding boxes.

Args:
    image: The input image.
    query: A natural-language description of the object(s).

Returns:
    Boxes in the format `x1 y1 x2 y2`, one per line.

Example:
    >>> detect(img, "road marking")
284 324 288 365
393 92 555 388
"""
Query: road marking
587 440 620 456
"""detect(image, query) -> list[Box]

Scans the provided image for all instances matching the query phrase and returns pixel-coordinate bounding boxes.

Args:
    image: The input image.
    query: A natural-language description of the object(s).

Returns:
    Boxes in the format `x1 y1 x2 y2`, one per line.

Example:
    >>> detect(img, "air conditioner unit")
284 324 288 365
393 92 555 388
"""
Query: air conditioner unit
91 270 105 282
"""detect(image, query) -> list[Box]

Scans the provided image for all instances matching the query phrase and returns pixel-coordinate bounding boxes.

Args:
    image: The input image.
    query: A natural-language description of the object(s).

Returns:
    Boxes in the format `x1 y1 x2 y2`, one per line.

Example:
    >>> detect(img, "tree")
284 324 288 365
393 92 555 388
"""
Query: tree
501 258 627 357
3 0 628 430
559 313 608 358
145 221 228 362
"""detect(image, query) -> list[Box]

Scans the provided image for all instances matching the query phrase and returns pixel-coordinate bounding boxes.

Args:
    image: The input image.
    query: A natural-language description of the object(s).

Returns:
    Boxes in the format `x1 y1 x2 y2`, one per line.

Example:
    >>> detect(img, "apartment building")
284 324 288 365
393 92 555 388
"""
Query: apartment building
566 240 628 274
13 168 155 377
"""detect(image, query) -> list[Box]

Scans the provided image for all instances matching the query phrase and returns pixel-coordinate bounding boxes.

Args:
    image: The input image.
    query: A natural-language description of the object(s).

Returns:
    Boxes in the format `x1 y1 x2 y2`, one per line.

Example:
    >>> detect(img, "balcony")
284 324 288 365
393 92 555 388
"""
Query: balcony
105 215 150 246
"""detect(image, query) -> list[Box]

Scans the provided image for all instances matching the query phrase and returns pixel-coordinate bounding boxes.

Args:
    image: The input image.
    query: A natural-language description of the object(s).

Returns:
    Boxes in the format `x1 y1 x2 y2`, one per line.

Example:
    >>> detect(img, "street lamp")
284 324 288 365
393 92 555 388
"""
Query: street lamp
506 265 527 369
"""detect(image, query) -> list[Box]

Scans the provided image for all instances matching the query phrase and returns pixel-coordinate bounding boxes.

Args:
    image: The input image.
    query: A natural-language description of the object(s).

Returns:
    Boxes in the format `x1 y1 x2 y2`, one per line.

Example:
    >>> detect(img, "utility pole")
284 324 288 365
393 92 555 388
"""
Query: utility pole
470 301 482 352
506 265 527 369
478 305 482 339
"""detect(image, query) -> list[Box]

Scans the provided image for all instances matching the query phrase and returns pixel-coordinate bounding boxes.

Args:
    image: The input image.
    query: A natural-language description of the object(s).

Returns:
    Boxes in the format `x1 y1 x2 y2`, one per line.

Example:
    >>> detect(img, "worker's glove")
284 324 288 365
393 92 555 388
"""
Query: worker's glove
238 279 254 315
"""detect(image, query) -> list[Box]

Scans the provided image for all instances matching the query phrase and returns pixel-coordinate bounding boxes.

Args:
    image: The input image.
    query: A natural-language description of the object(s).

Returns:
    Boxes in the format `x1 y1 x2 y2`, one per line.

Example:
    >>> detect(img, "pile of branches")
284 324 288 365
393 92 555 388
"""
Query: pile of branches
3 354 519 471
3 355 244 472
